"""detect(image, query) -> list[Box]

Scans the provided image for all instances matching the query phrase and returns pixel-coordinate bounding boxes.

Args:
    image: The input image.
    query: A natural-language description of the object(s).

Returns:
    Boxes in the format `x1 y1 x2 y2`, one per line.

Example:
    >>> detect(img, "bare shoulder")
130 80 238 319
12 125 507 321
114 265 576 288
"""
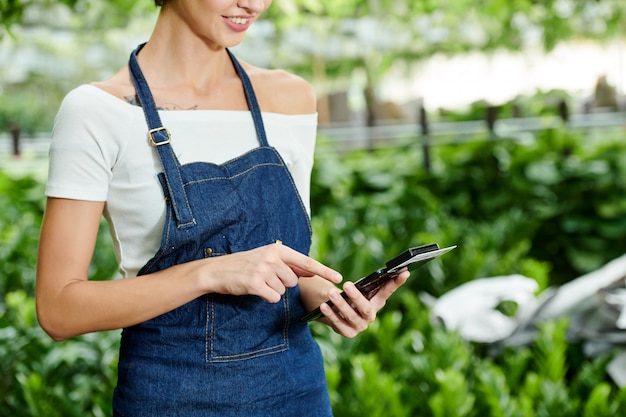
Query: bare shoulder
245 64 317 115
90 66 137 104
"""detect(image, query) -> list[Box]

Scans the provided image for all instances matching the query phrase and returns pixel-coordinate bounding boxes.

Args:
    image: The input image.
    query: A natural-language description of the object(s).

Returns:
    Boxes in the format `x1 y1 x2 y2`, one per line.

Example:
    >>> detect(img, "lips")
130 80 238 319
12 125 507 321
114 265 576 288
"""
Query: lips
222 16 253 32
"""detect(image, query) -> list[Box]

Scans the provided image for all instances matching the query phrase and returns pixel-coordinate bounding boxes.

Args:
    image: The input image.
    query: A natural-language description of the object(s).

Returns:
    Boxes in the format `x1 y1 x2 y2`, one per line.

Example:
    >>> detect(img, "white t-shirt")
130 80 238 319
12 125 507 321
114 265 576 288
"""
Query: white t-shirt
46 84 317 278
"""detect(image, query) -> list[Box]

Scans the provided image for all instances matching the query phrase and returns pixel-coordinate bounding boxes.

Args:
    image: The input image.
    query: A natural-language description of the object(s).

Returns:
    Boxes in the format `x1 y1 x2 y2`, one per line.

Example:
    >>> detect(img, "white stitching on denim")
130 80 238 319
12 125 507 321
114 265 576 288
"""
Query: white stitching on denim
270 148 313 236
208 346 289 363
205 295 210 363
141 201 172 272
166 146 195 228
185 162 283 186
181 148 311 236
205 294 289 363
283 289 290 349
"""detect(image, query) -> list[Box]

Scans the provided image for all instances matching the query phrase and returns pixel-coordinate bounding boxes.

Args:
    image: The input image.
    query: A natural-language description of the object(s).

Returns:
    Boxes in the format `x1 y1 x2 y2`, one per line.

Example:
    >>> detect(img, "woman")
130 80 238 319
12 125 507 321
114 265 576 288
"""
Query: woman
36 0 409 415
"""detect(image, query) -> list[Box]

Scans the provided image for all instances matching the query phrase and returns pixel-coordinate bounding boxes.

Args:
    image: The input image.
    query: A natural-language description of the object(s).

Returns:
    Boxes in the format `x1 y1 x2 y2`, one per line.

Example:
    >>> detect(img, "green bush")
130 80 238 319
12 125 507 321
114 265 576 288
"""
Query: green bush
1 291 118 417
311 126 626 290
0 171 119 416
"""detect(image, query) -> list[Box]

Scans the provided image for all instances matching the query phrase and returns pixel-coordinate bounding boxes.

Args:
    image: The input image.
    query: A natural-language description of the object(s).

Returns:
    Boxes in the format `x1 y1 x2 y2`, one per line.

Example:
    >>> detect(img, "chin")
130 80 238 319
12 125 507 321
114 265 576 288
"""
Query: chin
215 35 247 49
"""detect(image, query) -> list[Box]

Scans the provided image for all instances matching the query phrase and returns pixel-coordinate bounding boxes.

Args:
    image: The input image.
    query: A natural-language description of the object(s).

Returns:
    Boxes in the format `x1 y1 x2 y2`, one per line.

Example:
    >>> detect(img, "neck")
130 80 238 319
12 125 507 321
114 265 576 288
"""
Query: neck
136 23 236 93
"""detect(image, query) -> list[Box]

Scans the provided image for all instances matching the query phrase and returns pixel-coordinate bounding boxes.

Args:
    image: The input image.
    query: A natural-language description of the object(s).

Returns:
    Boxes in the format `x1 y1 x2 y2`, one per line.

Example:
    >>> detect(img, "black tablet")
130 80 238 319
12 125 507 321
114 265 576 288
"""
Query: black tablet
300 243 456 322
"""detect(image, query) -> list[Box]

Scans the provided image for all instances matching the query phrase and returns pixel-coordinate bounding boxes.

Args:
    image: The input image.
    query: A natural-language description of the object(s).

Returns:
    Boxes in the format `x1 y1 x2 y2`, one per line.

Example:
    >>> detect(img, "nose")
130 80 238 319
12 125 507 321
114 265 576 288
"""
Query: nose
237 0 269 14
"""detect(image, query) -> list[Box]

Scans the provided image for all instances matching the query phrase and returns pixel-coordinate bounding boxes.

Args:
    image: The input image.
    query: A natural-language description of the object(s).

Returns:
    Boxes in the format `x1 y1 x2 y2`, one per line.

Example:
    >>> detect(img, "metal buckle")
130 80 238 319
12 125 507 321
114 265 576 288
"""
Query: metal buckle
148 127 171 146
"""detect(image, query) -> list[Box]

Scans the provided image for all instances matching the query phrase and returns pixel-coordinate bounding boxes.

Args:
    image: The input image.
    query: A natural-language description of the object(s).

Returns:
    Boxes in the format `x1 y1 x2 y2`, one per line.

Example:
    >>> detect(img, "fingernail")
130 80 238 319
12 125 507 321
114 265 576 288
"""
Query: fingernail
344 281 357 293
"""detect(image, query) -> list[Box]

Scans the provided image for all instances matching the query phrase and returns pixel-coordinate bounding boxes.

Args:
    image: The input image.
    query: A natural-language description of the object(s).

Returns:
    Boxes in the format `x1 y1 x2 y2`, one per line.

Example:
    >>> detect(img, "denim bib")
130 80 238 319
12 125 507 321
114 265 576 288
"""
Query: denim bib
112 44 332 417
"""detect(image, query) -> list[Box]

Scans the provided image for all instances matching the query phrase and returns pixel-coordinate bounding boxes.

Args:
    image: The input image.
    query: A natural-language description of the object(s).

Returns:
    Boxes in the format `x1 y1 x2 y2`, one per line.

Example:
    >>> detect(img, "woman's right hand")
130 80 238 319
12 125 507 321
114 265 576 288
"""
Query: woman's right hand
199 242 342 303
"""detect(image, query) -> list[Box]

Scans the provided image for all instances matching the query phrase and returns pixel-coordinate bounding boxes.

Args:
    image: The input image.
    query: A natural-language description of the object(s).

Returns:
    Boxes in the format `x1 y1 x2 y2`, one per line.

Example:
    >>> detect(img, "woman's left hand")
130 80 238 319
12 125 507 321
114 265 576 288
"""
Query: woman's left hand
318 270 410 338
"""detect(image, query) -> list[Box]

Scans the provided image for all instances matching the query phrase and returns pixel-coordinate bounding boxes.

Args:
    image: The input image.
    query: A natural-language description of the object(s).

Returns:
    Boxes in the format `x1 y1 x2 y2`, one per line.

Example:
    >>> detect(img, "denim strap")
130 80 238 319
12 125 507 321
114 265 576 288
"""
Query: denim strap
226 49 269 147
128 43 269 227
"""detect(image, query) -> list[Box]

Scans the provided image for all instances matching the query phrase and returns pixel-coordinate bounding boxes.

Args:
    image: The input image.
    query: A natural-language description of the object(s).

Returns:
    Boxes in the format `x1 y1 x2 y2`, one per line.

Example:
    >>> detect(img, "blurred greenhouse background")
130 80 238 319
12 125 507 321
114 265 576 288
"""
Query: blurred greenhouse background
2 0 626 416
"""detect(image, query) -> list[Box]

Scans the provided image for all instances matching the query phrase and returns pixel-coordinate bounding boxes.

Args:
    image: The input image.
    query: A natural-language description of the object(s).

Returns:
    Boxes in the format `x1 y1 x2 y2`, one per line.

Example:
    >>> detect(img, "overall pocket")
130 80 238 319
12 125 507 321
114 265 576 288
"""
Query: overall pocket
205 291 289 363
204 239 291 363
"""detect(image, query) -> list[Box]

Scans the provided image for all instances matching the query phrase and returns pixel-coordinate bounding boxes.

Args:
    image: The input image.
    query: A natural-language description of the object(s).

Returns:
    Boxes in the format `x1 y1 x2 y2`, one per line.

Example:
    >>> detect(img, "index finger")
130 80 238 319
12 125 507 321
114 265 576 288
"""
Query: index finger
275 243 342 284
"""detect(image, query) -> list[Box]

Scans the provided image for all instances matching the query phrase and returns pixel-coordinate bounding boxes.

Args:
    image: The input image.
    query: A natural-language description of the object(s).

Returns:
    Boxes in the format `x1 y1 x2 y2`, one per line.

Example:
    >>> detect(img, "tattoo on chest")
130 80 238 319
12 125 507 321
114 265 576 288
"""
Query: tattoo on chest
124 95 199 111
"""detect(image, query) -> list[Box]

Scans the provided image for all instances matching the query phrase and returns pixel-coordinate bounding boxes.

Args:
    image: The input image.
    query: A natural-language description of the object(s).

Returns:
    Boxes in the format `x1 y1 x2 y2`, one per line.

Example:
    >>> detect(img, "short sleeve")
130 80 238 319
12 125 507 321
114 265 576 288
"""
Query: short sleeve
45 87 115 201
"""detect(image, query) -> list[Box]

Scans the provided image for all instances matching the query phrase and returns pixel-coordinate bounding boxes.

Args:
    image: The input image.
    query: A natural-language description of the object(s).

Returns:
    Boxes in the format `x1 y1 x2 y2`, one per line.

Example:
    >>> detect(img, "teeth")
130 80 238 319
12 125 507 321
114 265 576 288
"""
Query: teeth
230 17 249 25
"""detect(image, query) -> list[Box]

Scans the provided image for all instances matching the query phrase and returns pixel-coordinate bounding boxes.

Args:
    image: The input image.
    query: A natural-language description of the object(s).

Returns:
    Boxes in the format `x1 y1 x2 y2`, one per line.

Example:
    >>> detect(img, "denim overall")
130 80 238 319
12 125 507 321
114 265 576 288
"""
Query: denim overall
112 44 332 416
